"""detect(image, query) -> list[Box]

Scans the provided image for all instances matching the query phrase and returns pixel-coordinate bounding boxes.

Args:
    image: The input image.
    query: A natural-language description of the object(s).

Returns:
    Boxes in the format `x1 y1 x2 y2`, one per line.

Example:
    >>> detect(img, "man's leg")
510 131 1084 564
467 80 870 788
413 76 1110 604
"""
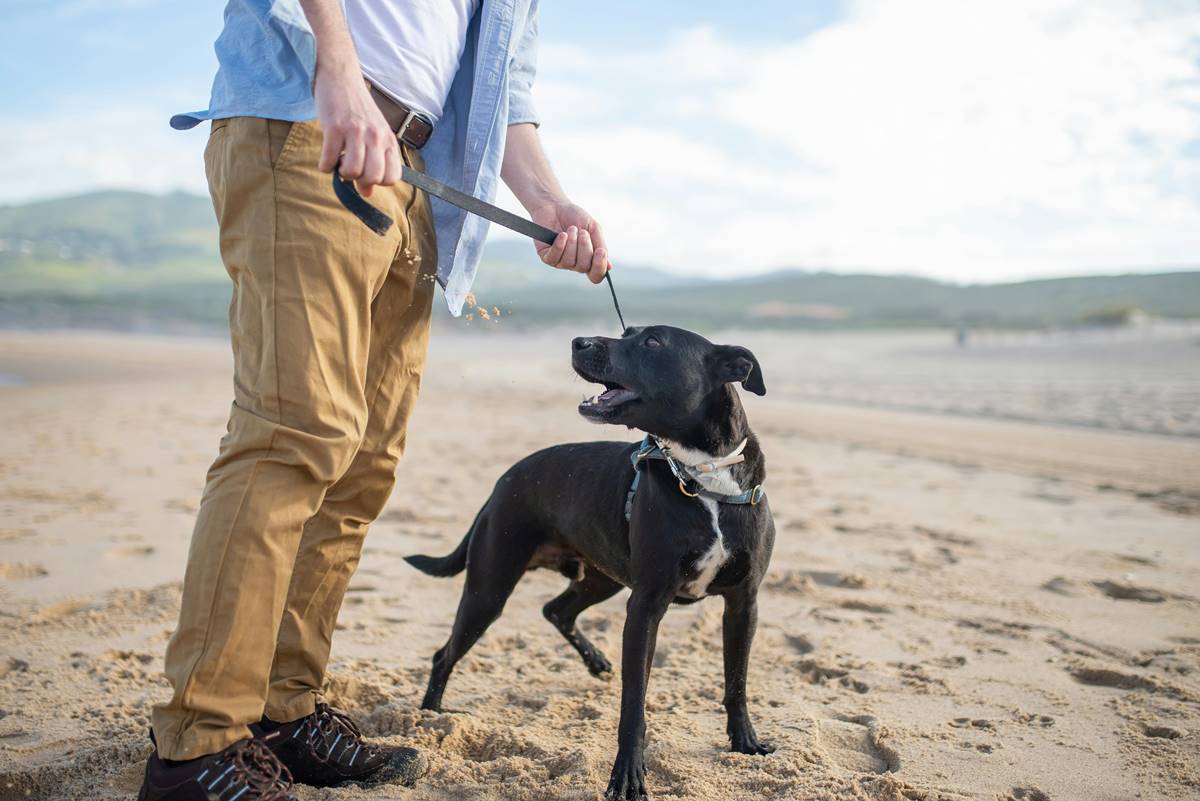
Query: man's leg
265 145 439 722
151 117 414 761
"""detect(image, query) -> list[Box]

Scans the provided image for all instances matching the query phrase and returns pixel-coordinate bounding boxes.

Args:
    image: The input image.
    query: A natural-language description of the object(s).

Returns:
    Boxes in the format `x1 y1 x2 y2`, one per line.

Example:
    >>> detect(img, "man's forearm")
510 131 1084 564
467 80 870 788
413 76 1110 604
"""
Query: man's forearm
502 123 567 213
503 123 610 283
298 0 399 191
299 0 360 79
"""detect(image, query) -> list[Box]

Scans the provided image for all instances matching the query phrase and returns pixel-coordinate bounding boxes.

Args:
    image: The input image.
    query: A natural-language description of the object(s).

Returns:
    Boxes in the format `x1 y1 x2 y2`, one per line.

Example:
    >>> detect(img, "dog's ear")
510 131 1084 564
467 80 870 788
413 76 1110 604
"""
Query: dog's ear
710 345 766 396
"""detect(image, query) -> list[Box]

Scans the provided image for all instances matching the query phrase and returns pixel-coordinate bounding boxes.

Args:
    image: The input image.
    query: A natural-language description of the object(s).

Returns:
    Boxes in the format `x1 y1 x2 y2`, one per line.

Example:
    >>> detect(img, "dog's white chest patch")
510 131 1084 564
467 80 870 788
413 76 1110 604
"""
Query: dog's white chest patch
658 438 746 599
683 497 729 598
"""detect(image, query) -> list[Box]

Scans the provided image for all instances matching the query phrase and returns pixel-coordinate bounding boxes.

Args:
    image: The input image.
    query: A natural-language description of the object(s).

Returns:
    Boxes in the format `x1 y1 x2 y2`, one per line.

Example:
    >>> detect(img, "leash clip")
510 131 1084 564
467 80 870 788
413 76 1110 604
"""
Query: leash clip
678 478 701 498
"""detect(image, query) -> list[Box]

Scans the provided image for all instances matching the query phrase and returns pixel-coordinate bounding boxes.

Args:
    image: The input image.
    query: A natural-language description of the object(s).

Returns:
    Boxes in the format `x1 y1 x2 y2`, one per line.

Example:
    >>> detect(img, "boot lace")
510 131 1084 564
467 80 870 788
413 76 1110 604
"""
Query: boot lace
295 703 379 768
195 739 294 801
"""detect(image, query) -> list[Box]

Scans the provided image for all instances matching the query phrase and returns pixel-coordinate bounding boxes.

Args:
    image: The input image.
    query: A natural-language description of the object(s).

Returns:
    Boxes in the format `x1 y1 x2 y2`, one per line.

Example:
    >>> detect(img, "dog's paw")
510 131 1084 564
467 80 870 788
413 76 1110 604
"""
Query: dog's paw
731 737 775 756
577 640 613 678
585 653 613 679
605 754 648 800
729 720 775 756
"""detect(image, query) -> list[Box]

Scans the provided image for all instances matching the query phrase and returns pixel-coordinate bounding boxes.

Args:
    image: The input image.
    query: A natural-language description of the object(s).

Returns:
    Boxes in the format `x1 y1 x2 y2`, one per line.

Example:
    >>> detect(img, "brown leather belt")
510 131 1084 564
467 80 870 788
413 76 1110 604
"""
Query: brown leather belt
367 82 434 149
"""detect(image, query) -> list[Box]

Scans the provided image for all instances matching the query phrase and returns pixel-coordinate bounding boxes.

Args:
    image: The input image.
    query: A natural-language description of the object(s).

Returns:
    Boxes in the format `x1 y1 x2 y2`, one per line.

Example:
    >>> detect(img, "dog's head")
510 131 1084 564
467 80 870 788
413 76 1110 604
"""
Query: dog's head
571 325 765 435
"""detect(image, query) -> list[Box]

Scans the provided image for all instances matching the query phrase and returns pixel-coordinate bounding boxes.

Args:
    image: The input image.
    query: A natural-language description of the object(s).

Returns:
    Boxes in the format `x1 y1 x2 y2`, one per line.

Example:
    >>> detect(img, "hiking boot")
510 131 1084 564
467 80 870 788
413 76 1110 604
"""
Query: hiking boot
138 735 296 801
256 703 428 788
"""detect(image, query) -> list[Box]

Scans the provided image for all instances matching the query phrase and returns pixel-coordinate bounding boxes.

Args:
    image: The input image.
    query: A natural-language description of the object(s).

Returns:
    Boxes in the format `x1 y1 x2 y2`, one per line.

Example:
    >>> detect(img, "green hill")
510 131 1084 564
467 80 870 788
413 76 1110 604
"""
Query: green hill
1 190 1197 331
0 190 220 291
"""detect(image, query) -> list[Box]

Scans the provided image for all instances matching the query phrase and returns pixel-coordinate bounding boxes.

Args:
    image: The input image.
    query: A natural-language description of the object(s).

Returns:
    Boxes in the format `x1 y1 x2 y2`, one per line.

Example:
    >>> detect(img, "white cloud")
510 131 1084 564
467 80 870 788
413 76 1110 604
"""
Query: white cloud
524 1 1200 280
0 103 208 203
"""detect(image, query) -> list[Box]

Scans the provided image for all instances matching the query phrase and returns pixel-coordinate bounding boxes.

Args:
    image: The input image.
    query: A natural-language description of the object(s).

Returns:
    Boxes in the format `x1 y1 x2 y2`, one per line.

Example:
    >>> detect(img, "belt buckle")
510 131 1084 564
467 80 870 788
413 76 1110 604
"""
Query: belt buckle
396 109 418 144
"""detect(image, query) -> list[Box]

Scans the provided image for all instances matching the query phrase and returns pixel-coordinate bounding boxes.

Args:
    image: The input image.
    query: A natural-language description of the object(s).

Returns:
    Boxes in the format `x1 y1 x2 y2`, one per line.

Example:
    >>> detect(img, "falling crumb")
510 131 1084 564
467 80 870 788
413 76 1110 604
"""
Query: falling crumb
459 293 505 325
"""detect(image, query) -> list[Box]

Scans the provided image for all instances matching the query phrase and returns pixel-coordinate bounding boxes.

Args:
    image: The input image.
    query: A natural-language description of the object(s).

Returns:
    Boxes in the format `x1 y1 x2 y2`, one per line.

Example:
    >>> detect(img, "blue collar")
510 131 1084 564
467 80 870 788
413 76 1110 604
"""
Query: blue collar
625 436 765 521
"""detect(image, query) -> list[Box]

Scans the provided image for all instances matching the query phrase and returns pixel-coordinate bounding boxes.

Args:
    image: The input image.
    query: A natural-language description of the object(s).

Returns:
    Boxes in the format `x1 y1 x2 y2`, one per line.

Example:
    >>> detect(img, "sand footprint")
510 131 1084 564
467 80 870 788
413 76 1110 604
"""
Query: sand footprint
1003 788 1051 801
163 498 198 514
795 659 870 694
105 545 155 558
0 562 48 580
813 715 899 773
804 570 870 589
784 633 815 655
1092 580 1193 604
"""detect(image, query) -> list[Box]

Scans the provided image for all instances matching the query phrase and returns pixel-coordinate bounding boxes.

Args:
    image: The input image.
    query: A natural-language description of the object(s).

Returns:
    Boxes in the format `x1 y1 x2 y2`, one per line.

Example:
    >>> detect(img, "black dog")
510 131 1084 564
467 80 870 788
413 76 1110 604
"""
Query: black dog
405 326 776 800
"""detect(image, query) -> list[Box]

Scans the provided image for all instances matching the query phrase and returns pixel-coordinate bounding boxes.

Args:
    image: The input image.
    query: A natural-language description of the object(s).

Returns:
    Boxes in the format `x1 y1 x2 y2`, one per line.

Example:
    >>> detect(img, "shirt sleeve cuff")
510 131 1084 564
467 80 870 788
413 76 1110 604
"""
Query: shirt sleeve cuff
508 91 540 128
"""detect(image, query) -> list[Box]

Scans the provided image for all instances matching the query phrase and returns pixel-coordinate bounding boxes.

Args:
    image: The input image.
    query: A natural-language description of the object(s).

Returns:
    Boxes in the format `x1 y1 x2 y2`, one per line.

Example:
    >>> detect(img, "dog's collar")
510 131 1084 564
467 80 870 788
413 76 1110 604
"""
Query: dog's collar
625 436 764 520
655 436 748 473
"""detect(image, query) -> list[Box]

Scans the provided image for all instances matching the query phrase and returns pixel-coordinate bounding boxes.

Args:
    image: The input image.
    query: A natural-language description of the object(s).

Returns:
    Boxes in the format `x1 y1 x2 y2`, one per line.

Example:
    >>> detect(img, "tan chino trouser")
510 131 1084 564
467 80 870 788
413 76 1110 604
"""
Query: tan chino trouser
151 117 438 760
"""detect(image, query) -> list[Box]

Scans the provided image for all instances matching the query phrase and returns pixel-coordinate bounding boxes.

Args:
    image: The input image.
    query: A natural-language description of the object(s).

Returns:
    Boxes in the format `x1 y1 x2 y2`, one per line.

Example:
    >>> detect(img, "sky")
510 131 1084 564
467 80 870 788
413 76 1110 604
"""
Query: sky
2 0 1199 282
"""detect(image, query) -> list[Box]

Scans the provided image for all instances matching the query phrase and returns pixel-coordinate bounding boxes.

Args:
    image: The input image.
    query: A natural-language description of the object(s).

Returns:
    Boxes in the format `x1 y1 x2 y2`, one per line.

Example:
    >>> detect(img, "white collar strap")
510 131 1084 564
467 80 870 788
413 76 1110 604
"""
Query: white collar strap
654 437 748 473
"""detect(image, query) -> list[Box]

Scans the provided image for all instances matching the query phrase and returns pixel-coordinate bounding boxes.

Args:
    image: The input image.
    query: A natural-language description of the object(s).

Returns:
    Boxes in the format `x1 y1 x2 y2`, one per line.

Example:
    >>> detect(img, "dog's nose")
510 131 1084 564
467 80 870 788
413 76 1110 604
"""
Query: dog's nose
572 337 596 352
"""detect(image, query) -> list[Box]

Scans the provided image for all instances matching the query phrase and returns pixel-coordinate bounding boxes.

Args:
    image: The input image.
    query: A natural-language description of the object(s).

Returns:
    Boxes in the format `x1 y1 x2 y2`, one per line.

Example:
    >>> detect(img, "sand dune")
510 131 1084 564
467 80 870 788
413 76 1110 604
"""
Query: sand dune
1 330 1197 801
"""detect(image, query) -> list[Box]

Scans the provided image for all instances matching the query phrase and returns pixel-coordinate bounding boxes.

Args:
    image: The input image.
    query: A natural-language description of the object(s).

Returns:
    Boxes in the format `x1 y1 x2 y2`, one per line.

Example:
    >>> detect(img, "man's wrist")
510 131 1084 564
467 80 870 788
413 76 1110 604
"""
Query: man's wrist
315 50 361 84
526 194 568 215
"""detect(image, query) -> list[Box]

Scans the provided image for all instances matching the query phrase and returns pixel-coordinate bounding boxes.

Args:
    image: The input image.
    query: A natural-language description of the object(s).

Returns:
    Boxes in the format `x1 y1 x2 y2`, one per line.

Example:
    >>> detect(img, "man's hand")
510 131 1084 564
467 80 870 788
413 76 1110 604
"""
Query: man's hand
301 0 397 197
530 201 610 284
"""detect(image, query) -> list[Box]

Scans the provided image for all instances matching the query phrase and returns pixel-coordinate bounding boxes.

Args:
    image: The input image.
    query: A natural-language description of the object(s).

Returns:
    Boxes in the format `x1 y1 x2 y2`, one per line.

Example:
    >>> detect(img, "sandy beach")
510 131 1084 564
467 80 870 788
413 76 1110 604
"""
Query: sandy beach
1 328 1198 801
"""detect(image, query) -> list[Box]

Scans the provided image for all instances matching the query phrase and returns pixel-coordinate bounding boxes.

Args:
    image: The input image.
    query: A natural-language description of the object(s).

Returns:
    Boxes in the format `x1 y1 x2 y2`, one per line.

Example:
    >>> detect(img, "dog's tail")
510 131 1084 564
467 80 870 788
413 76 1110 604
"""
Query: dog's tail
404 513 477 577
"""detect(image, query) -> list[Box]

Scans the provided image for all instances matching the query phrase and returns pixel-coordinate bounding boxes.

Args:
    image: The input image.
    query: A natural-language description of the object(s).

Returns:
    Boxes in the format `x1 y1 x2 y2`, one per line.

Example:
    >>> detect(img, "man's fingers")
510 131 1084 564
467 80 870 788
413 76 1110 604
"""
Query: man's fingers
382 141 402 187
558 225 579 269
539 231 568 268
588 221 608 254
339 131 366 183
588 247 609 284
576 229 595 276
356 133 387 197
318 129 346 173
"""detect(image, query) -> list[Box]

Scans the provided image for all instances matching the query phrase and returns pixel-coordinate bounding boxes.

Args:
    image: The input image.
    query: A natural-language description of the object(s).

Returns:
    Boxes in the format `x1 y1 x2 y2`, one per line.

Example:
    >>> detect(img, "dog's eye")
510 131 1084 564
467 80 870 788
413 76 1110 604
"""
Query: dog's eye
644 336 661 349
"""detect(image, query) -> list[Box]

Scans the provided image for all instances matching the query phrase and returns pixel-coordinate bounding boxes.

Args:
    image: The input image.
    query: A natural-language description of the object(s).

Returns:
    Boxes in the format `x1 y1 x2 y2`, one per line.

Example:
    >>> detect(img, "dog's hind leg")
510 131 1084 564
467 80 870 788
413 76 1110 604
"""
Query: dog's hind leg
420 514 539 712
721 589 774 755
543 572 623 678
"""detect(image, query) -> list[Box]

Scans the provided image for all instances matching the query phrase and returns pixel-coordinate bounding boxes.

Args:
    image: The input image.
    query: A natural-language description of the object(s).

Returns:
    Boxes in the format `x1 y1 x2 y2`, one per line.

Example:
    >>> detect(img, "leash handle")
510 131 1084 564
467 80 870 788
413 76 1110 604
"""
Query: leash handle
332 158 394 236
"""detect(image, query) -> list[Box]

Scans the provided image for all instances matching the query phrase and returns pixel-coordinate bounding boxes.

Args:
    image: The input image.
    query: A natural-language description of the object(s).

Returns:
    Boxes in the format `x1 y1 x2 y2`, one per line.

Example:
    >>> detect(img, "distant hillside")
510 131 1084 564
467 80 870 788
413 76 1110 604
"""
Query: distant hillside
0 190 220 291
1 190 1197 331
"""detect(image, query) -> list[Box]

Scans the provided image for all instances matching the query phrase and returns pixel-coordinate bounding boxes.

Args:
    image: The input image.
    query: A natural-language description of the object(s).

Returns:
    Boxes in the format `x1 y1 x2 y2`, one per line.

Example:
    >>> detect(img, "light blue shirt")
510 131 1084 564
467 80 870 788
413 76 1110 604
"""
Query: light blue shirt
171 0 540 316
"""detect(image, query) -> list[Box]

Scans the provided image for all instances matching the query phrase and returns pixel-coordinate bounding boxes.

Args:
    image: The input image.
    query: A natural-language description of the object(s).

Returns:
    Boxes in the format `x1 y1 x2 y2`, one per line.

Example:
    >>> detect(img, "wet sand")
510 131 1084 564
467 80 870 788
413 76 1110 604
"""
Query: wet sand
1 329 1198 801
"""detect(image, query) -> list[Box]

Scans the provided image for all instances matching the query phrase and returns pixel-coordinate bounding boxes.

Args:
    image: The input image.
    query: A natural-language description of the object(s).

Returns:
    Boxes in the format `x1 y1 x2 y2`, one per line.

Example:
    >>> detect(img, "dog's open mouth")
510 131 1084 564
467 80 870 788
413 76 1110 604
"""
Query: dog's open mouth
579 382 639 419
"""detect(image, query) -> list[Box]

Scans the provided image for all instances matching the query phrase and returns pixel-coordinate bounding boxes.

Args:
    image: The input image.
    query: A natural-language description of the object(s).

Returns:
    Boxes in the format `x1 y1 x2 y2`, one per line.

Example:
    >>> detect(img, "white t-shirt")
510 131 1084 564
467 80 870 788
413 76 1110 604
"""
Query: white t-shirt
345 0 481 124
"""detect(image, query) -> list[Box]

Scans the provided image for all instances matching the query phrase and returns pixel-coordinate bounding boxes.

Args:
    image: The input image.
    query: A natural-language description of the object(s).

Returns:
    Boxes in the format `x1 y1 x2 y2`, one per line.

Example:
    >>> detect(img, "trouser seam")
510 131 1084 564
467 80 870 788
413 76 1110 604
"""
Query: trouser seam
168 428 279 754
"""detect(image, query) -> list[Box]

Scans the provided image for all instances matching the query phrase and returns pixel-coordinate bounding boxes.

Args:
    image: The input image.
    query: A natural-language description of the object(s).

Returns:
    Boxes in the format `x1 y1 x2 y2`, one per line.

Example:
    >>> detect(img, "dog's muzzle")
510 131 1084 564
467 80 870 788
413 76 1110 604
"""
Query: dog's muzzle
572 337 611 380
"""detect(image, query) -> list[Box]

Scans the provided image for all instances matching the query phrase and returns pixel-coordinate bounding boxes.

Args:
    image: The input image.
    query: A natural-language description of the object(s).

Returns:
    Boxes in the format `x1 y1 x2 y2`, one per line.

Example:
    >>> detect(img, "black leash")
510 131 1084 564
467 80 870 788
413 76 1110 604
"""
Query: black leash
333 161 626 330
603 269 626 331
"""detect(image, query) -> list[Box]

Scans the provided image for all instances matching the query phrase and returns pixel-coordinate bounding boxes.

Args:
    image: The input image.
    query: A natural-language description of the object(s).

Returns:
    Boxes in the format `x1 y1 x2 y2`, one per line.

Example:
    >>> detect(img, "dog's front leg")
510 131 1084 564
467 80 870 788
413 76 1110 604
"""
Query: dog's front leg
722 589 774 755
606 589 673 801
